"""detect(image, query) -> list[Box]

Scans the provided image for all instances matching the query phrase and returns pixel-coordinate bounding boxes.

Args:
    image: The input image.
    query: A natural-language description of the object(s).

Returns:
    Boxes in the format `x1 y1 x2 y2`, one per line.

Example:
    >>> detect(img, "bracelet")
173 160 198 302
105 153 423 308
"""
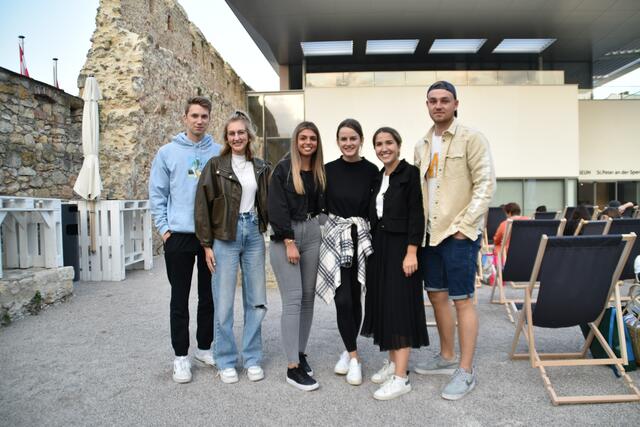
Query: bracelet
284 238 295 245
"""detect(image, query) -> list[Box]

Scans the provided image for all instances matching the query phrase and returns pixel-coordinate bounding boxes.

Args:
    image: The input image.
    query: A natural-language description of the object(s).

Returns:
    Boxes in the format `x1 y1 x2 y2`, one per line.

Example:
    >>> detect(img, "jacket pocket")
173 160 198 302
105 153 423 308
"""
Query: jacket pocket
444 152 468 179
211 195 227 230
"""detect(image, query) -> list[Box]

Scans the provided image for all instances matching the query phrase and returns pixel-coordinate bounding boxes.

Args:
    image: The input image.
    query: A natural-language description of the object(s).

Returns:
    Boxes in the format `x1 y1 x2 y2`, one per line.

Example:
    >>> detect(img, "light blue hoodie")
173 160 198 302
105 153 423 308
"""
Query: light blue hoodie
149 132 221 236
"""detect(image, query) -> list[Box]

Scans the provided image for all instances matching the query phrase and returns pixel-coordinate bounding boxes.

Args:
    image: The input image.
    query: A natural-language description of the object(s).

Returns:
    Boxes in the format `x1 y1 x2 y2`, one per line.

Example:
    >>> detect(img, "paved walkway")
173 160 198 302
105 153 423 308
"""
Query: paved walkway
1 258 639 426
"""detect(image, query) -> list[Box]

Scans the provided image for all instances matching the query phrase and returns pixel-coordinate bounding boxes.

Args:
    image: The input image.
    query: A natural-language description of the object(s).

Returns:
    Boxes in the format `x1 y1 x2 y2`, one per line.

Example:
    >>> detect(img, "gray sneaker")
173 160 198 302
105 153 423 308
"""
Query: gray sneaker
414 353 459 375
441 367 477 400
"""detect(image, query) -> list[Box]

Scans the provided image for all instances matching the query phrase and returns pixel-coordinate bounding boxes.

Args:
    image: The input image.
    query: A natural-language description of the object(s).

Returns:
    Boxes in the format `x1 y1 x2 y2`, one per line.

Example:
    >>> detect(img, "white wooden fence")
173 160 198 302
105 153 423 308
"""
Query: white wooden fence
75 200 153 281
0 196 63 279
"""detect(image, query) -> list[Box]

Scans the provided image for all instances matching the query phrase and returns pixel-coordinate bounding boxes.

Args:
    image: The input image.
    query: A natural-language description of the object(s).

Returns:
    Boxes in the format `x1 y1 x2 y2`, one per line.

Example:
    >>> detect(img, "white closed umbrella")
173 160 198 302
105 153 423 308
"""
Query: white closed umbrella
73 76 102 253
73 76 102 200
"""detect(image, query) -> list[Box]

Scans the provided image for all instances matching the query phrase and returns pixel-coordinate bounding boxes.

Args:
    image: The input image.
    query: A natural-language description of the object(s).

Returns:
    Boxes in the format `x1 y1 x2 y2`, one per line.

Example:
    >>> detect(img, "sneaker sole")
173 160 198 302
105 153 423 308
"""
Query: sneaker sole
247 372 265 382
373 385 412 401
441 380 476 401
414 367 456 375
346 376 362 386
194 356 216 367
173 374 192 384
334 366 348 375
286 377 319 391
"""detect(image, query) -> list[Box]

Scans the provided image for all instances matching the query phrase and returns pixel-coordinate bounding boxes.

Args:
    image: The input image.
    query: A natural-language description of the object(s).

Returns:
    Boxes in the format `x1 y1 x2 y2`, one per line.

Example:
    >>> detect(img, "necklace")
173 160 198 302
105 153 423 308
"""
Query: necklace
232 155 248 174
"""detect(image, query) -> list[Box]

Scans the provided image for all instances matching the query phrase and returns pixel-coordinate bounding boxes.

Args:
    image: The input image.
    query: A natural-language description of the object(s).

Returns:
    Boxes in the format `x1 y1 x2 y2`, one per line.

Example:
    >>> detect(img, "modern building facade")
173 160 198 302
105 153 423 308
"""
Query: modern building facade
228 0 640 214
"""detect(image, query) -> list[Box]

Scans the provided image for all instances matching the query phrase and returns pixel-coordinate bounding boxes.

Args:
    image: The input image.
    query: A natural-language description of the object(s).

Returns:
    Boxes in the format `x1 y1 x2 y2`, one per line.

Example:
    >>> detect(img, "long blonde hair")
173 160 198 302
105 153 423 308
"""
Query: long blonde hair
290 121 326 195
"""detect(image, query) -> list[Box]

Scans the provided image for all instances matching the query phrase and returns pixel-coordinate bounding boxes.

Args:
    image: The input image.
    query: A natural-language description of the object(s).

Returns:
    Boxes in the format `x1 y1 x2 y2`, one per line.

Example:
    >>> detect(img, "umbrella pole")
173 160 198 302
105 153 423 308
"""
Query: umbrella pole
89 200 97 253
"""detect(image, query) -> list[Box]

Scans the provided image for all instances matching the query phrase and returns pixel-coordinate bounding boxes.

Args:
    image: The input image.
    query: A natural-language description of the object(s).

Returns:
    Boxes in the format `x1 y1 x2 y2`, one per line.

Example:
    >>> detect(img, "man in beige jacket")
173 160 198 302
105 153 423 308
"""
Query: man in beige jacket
414 81 495 400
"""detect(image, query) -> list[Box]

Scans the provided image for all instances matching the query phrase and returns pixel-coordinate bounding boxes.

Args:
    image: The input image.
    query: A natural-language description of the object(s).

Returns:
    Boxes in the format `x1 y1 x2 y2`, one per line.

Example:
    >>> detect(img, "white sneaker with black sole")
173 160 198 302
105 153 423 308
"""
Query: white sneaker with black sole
173 356 192 384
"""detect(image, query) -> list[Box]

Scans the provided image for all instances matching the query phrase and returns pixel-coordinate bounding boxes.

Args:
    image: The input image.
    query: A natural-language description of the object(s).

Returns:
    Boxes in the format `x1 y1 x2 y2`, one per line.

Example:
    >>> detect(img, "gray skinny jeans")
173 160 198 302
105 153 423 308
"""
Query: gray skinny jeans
270 217 321 365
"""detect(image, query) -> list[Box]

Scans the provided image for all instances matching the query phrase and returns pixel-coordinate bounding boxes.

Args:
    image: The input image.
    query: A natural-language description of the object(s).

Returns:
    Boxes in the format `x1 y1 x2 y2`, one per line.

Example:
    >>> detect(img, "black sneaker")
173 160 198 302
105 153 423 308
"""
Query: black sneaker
286 366 319 391
298 352 314 376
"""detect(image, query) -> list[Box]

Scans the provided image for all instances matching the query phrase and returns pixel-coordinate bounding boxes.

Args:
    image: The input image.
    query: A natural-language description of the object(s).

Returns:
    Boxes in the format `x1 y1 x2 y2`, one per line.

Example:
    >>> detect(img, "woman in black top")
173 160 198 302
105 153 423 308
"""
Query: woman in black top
361 127 429 400
268 121 327 391
321 119 378 386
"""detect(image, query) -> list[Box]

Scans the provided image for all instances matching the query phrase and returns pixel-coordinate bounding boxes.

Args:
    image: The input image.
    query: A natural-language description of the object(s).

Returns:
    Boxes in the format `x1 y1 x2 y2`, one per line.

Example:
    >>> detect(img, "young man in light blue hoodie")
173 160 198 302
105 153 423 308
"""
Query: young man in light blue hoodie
149 96 222 383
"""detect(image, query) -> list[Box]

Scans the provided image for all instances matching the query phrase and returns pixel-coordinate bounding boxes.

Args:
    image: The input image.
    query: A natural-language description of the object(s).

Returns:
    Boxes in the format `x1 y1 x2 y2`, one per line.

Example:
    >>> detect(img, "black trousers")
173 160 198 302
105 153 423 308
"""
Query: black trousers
163 233 213 356
334 225 362 353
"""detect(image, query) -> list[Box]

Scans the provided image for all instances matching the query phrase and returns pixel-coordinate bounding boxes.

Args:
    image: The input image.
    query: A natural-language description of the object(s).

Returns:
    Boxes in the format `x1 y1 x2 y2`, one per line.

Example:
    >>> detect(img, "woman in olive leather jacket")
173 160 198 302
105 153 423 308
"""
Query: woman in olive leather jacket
195 111 270 384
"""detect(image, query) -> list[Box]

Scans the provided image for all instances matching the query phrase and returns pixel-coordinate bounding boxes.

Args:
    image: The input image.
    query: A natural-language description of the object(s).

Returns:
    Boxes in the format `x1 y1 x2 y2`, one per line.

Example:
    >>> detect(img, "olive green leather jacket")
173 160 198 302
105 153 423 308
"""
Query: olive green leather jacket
195 153 270 246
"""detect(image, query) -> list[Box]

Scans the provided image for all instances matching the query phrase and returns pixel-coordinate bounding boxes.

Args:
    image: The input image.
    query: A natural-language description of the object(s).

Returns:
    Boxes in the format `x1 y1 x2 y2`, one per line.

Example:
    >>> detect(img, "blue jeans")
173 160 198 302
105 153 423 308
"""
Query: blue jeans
212 212 267 369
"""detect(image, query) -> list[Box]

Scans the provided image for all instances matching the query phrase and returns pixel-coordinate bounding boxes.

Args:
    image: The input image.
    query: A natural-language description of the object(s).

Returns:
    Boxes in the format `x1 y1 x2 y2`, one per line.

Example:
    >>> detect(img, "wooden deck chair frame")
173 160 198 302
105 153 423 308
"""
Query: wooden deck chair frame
573 218 612 236
490 219 566 323
509 233 640 405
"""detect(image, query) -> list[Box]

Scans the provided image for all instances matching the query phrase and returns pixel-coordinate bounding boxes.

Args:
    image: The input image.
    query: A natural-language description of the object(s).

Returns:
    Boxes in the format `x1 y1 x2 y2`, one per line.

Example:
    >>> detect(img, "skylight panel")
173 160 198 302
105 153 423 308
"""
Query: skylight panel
428 39 486 54
366 39 419 55
492 39 556 54
301 41 353 56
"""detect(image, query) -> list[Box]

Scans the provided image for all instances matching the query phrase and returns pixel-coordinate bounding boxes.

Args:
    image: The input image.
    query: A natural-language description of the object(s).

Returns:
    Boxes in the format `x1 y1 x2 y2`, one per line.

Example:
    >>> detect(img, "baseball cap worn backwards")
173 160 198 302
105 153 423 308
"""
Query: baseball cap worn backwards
427 81 457 99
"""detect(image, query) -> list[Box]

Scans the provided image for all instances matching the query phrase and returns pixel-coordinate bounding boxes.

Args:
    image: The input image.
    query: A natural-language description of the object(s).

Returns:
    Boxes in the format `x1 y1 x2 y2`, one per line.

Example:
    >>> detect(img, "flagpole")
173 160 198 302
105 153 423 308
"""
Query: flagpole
18 35 30 77
53 58 59 89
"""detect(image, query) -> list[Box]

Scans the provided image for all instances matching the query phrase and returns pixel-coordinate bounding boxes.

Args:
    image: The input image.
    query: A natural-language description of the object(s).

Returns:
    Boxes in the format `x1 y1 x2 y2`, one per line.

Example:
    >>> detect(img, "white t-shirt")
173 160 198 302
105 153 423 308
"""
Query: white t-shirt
376 173 390 219
427 134 443 233
231 154 257 213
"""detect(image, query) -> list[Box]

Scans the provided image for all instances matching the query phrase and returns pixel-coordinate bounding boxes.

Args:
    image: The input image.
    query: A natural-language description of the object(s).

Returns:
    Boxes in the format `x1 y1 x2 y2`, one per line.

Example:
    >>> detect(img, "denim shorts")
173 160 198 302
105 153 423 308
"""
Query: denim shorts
422 234 481 300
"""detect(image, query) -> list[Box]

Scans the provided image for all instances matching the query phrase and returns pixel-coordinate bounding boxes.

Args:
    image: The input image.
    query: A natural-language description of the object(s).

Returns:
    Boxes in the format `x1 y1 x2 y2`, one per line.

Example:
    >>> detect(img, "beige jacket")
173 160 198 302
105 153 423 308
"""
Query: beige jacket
414 119 496 246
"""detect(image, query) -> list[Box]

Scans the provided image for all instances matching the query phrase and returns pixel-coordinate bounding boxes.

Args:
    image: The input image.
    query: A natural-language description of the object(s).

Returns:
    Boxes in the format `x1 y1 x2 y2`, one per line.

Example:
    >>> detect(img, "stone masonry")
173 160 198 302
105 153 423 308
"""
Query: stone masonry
0 67 83 199
79 0 248 201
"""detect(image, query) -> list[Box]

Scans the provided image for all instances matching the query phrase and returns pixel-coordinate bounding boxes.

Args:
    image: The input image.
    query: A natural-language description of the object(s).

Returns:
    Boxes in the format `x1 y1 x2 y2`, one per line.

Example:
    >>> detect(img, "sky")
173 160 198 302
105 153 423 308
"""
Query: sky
0 1 638 98
0 0 279 95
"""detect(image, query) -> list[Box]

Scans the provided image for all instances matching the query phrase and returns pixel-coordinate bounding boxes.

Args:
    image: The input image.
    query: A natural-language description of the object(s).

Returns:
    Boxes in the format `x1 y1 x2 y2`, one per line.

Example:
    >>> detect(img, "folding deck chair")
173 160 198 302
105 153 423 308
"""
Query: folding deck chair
534 211 558 220
490 219 566 322
509 234 640 405
484 206 506 248
574 218 612 236
562 205 598 221
608 219 640 282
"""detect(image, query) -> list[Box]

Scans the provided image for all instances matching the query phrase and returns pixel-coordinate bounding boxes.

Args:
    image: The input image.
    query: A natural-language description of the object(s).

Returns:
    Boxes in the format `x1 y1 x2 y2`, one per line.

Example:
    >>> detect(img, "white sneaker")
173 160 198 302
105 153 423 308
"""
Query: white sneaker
194 348 216 367
346 358 362 386
371 359 396 384
173 356 192 384
219 367 239 384
334 351 350 375
373 375 411 400
247 366 265 382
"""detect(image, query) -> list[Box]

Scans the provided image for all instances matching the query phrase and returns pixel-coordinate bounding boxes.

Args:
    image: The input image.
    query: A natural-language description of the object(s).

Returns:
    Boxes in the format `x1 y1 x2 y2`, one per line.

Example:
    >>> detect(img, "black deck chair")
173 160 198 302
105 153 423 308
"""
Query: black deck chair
574 218 612 236
490 219 565 322
562 205 598 221
534 211 558 220
608 218 640 281
509 234 639 405
485 206 506 246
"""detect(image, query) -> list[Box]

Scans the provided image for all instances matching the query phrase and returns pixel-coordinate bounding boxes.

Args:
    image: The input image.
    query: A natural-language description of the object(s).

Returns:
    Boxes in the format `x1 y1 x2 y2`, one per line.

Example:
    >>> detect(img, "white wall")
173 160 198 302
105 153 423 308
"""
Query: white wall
305 85 580 178
578 100 640 182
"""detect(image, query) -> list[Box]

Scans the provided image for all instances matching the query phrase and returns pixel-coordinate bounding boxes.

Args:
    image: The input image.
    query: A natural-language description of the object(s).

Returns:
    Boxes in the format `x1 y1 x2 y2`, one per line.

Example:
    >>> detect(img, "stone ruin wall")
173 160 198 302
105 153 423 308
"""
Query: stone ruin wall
0 68 83 198
79 0 248 200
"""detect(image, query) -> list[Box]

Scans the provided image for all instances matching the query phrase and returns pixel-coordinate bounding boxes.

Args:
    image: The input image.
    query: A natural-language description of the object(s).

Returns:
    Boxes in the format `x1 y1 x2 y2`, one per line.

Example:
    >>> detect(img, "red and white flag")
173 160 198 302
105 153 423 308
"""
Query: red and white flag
19 36 30 77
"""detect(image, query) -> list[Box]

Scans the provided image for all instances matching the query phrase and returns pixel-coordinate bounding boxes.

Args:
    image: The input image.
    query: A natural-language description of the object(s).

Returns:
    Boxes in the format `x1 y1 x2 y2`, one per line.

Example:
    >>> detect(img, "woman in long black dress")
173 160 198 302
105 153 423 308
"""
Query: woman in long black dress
361 126 429 401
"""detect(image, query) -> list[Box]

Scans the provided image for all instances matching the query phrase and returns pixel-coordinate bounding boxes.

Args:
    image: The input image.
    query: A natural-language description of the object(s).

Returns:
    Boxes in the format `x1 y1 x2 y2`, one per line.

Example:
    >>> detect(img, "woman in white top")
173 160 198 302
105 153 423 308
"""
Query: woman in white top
195 111 270 384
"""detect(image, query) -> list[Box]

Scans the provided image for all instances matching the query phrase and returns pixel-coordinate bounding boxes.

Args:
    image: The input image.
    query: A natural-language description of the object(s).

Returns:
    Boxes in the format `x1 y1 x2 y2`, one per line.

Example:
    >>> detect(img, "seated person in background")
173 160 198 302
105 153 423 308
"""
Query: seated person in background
564 204 591 236
608 200 634 217
493 202 528 258
599 206 621 220
535 205 547 213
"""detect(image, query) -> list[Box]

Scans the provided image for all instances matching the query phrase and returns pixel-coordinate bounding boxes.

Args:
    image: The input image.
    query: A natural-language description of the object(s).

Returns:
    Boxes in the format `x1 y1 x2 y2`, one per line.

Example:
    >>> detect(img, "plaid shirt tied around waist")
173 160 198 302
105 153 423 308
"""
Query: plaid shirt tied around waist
316 214 373 304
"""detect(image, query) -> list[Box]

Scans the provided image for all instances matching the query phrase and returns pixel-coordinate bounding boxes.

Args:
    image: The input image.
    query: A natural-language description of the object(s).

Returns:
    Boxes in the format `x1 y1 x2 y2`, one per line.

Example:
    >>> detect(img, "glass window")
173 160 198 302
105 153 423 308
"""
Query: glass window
248 95 264 138
498 71 529 85
523 179 564 216
344 72 374 87
468 71 498 85
492 180 523 209
595 182 616 209
578 182 595 205
306 73 343 88
264 94 304 139
265 137 290 166
405 71 437 86
618 181 639 204
435 71 468 86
